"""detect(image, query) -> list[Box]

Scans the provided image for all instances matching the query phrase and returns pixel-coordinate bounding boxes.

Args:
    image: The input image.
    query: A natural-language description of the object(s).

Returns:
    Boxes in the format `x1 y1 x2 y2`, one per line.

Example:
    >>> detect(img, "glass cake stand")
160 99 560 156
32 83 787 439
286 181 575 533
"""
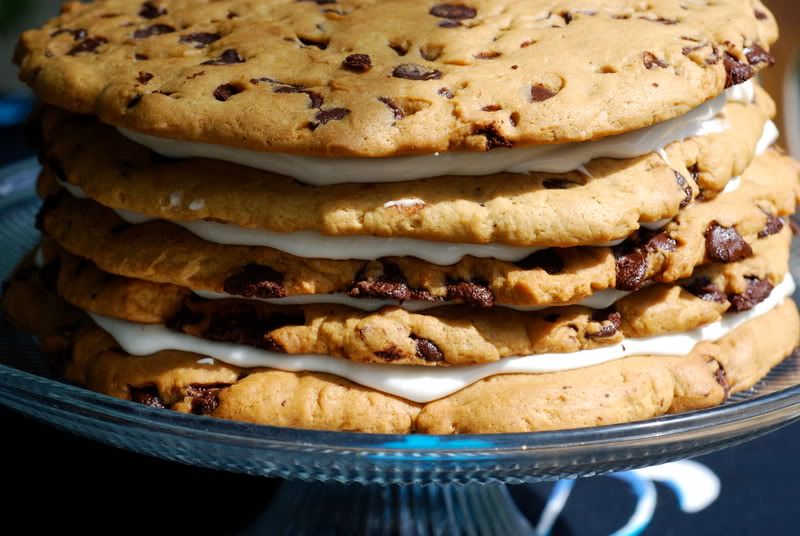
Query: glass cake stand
2 159 800 534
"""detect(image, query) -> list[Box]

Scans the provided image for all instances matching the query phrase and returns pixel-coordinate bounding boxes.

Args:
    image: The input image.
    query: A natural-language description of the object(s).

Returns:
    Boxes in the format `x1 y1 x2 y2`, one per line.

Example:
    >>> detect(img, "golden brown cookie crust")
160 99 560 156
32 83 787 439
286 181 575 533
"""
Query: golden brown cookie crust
38 92 773 246
37 150 799 308
5 268 796 433
16 0 777 156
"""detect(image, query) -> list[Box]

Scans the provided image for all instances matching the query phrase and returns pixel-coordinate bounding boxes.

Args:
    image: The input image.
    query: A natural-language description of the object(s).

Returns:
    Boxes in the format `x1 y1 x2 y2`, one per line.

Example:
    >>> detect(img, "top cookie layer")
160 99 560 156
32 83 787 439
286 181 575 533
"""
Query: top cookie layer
16 0 777 156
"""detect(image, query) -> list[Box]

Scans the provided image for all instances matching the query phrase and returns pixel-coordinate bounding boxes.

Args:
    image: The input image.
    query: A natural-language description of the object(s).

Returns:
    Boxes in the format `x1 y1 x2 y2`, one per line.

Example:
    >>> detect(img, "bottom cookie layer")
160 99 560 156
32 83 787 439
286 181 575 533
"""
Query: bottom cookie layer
3 259 799 434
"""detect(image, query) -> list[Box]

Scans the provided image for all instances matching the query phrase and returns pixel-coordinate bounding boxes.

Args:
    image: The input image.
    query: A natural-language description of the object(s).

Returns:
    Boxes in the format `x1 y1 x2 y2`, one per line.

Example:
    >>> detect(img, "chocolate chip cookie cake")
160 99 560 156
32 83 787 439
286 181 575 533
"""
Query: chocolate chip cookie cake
4 0 799 433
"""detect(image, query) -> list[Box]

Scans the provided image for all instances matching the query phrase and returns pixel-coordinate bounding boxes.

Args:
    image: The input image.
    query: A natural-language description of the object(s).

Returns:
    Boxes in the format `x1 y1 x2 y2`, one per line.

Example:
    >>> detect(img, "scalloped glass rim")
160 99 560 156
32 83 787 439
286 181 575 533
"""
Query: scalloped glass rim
2 158 800 485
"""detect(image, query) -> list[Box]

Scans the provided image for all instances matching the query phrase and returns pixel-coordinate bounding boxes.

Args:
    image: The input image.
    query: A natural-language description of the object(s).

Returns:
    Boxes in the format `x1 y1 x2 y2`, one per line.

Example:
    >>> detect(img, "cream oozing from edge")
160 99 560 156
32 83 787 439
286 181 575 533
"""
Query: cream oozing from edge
118 82 753 185
193 287 632 312
90 273 795 403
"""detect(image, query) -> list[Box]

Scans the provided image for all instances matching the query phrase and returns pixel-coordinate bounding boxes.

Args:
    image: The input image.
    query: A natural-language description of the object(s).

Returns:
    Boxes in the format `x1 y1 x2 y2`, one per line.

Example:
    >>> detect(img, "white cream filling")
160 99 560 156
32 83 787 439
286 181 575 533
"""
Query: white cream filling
90 273 795 403
193 287 632 312
118 82 753 185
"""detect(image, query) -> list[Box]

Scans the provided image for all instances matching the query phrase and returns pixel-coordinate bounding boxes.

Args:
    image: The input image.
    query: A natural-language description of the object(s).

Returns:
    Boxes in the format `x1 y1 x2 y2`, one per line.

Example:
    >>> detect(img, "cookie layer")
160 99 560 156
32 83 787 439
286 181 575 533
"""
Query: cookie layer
39 93 773 245
37 150 799 308
16 1 776 156
4 268 797 433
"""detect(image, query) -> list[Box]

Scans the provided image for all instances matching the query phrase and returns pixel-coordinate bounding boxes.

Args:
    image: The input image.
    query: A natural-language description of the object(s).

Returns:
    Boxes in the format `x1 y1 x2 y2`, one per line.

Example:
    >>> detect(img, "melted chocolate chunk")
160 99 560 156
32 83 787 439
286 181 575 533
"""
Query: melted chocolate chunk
273 84 324 109
614 231 677 291
202 49 245 65
223 264 286 299
715 364 731 398
136 71 154 84
758 214 785 238
530 84 557 102
445 280 494 307
347 263 411 301
378 97 404 120
705 222 753 263
67 37 108 56
643 51 668 69
392 64 443 80
728 277 773 312
129 385 166 408
723 52 755 88
202 310 303 352
186 383 231 415
179 32 221 48
684 277 727 303
139 2 167 19
51 28 87 40
745 44 775 66
213 84 242 102
342 53 372 72
589 309 621 338
310 107 350 130
374 345 402 361
133 24 175 39
473 124 512 149
411 336 445 362
429 4 477 20
674 170 693 208
515 249 564 274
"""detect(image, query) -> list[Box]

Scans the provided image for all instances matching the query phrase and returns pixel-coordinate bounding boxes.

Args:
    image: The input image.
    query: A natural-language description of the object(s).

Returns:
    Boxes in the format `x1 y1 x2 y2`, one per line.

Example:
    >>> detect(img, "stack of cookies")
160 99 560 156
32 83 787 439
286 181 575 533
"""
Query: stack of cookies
4 0 799 433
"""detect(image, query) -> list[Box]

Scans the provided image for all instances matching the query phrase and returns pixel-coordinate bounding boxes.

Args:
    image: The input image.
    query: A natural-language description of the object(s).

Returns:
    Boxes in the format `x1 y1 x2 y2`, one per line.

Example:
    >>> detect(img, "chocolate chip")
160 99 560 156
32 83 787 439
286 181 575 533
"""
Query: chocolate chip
473 124 512 149
133 24 175 39
135 53 149 61
430 4 476 20
202 49 245 65
139 2 167 19
705 222 753 263
213 84 242 102
643 51 668 70
273 84 324 109
614 231 677 291
136 71 154 84
129 385 166 409
561 11 573 24
438 87 454 99
684 276 727 303
186 384 230 415
223 264 286 299
723 52 755 88
755 9 768 21
378 97 404 120
165 306 205 331
745 44 775 66
714 363 730 398
481 104 502 111
729 277 774 312
66 37 108 56
342 53 372 72
347 263 411 301
589 310 621 339
758 214 785 238
674 170 693 208
203 310 303 352
51 28 87 40
309 107 350 130
374 345 402 361
411 336 445 362
530 84 557 102
389 42 409 56
515 249 564 274
392 64 443 81
179 32 221 48
474 51 501 59
445 280 494 307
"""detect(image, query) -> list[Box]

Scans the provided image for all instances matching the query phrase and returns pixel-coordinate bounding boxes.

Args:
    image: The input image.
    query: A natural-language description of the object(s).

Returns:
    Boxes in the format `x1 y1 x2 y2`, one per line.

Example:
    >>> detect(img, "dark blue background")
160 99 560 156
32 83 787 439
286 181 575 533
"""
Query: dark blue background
1 114 798 535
